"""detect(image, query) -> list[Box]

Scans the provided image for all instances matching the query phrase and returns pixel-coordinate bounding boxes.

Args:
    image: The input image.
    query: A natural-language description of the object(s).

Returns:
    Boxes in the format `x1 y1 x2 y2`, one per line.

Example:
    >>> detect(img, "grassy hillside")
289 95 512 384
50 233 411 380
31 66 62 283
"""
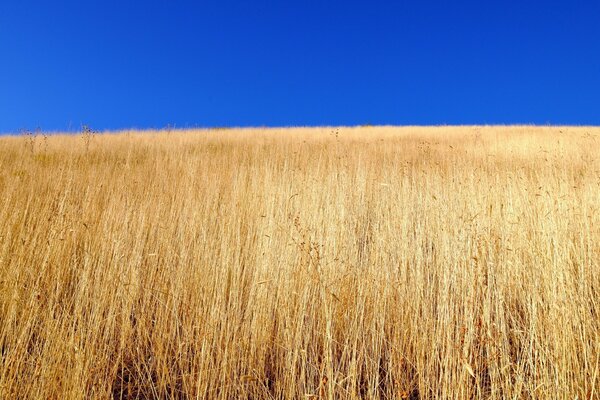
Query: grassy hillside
0 126 598 399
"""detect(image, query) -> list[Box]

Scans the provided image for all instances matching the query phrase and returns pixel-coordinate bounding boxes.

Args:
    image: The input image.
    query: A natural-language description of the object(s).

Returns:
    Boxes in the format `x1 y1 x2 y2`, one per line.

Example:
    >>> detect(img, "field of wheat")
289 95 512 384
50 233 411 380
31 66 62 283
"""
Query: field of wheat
0 126 599 399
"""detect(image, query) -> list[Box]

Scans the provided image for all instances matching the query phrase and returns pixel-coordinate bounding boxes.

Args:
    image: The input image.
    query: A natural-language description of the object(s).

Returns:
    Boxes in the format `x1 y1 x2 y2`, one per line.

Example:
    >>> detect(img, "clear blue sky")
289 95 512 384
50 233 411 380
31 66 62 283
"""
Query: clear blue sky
1 1 599 132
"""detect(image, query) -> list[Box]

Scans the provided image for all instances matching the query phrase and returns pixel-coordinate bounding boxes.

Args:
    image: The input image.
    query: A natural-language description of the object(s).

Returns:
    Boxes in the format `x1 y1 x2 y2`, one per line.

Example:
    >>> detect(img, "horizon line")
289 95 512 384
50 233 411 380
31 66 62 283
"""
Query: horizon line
2 123 600 137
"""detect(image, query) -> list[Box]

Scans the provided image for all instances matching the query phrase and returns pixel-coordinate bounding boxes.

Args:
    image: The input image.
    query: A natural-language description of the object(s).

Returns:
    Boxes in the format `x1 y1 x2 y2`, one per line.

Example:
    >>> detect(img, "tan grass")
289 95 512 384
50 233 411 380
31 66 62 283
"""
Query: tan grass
0 126 598 399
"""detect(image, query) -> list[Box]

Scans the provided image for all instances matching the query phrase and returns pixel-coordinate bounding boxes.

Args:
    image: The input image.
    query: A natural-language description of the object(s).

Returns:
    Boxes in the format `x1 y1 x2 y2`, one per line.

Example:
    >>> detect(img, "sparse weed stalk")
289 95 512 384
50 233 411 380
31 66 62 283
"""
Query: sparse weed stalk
42 131 48 153
81 124 95 152
290 213 323 274
22 129 35 154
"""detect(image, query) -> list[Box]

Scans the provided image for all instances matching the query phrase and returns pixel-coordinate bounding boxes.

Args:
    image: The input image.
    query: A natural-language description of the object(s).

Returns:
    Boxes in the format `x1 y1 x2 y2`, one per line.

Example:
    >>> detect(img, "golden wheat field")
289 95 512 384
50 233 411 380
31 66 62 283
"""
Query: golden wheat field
0 126 599 399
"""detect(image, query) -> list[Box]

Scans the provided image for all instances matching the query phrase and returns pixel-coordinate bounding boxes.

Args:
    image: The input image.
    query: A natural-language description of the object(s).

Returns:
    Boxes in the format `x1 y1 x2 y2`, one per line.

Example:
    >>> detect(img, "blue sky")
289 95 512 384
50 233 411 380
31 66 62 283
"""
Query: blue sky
1 1 599 132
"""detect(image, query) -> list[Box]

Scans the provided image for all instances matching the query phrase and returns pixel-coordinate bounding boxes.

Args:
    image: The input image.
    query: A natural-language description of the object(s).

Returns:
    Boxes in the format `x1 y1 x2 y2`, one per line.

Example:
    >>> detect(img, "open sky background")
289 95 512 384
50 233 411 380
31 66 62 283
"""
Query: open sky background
1 0 599 133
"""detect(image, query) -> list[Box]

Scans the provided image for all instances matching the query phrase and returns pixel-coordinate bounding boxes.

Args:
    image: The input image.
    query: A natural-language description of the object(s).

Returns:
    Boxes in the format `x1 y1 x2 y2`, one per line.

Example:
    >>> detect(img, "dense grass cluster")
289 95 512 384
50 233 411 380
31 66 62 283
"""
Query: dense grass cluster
0 126 598 399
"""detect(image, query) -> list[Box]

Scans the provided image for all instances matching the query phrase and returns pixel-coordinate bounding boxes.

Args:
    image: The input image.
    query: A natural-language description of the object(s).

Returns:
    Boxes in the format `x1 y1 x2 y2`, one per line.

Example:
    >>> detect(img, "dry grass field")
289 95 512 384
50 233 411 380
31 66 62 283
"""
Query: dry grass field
0 126 599 399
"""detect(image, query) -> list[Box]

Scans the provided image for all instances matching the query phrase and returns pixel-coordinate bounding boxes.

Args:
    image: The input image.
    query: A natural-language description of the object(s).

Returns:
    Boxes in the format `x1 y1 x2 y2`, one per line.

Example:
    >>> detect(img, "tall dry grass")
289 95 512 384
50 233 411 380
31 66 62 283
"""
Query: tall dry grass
0 126 598 399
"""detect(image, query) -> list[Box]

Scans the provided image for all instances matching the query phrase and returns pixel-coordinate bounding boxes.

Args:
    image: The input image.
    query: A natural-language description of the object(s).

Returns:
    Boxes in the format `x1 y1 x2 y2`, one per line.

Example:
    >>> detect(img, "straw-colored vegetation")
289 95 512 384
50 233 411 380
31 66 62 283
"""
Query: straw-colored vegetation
0 126 599 399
